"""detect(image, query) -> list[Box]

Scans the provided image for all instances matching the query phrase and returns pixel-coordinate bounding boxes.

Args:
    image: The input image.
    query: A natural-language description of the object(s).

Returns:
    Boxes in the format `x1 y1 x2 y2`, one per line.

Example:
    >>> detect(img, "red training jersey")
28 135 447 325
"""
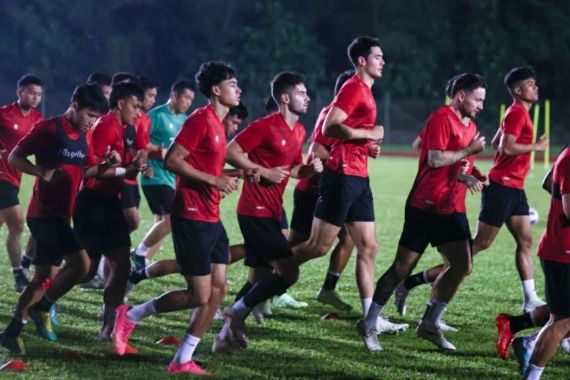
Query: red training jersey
17 116 96 220
296 105 336 195
488 101 534 189
236 112 305 221
408 106 477 214
82 112 138 198
325 75 377 177
124 110 150 186
0 102 43 187
537 146 570 264
171 105 227 222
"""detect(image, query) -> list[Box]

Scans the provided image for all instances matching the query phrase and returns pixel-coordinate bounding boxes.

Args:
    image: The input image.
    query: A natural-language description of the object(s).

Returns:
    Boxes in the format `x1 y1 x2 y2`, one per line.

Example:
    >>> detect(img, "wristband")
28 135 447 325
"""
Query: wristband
114 167 126 177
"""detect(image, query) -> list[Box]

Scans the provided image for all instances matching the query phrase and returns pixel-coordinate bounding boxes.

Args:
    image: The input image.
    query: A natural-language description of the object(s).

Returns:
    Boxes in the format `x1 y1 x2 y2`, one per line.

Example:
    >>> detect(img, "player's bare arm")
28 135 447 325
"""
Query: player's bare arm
323 106 383 141
498 132 548 156
428 132 485 168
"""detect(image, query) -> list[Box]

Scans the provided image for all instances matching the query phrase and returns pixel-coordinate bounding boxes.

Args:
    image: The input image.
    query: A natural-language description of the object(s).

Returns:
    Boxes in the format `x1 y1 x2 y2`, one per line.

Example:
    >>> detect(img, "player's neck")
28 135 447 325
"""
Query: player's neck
356 69 375 88
210 98 230 122
448 102 465 123
166 100 178 114
279 107 299 129
16 100 32 117
111 109 125 126
515 97 533 111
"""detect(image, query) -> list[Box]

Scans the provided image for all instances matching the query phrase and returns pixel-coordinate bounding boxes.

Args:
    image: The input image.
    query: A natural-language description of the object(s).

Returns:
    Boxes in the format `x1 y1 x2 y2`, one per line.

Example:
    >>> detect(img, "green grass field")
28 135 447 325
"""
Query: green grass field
0 156 568 379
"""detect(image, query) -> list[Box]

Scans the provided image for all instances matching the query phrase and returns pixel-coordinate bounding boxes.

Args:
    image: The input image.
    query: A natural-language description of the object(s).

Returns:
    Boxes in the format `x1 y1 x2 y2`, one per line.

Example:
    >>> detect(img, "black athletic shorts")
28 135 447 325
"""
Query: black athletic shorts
121 183 141 209
142 185 175 215
28 217 83 267
171 216 229 276
73 188 131 258
314 167 374 227
238 214 293 268
399 206 472 254
280 208 289 230
479 180 529 227
290 188 318 236
0 180 19 210
541 259 570 317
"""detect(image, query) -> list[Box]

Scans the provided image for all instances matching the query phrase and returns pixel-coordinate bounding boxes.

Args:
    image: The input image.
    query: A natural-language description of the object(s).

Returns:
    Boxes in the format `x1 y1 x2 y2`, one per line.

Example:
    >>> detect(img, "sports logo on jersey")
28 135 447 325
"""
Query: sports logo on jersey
215 135 220 143
13 124 18 130
281 139 286 146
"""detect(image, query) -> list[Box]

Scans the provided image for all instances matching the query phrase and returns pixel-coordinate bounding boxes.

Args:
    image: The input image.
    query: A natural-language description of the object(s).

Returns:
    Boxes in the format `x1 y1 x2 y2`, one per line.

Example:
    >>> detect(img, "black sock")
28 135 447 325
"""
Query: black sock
234 281 253 302
129 268 148 285
322 272 340 291
372 265 400 305
510 313 534 334
4 317 25 337
12 268 24 276
243 274 292 308
34 295 54 313
21 256 32 269
404 272 427 290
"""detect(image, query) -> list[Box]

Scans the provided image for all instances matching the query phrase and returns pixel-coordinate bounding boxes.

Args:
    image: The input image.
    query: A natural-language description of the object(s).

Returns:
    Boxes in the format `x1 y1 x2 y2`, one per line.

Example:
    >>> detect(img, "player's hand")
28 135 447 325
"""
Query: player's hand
471 166 490 186
244 167 261 184
368 142 381 158
104 145 122 167
534 134 548 152
310 158 323 173
460 174 483 194
467 132 486 155
41 168 63 183
214 175 239 193
262 166 290 184
143 166 154 178
460 159 470 175
367 125 384 141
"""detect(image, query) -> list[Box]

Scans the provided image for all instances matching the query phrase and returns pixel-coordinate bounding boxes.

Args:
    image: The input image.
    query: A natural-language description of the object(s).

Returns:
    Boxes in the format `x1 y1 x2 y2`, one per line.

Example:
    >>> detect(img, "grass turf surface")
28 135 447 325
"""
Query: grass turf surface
0 156 568 379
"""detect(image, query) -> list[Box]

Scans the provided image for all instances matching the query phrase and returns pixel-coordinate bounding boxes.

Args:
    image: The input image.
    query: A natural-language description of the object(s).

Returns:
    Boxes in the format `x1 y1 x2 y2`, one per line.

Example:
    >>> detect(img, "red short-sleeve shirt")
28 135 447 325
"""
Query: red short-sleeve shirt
235 112 305 221
408 106 478 214
325 75 377 177
488 101 534 189
538 147 570 263
171 105 227 222
0 103 43 187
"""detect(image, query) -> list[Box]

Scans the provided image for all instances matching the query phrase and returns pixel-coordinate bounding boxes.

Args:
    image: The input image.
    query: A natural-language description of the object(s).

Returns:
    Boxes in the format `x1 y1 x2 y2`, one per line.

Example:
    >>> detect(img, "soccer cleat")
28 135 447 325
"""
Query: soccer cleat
560 337 570 354
167 360 211 375
273 293 308 308
251 304 265 325
512 337 532 375
394 282 409 316
14 273 29 293
49 304 60 327
123 279 136 302
439 320 459 332
223 310 247 349
416 321 456 351
130 249 146 271
30 309 57 342
522 298 546 313
0 332 25 355
495 313 513 359
112 304 136 356
81 273 105 289
262 300 272 316
211 335 242 354
376 317 408 334
317 289 352 311
213 308 224 321
356 319 382 351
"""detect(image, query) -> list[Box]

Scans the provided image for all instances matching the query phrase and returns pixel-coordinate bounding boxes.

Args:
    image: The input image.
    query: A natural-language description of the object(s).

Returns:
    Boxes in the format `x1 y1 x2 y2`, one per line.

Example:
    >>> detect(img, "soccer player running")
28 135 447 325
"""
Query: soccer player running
0 84 110 354
397 67 548 319
131 80 195 269
357 73 487 352
215 71 322 351
288 36 384 322
0 75 43 292
113 61 241 375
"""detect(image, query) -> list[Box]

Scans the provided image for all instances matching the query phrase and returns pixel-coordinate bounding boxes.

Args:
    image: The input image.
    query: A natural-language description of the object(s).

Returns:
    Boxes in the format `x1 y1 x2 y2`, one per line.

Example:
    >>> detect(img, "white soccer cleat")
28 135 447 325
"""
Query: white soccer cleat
356 319 382 352
439 320 459 332
522 298 546 313
212 335 242 354
213 308 224 321
416 321 456 351
317 289 352 311
262 300 272 316
560 338 570 354
376 317 408 334
251 304 265 325
394 282 409 316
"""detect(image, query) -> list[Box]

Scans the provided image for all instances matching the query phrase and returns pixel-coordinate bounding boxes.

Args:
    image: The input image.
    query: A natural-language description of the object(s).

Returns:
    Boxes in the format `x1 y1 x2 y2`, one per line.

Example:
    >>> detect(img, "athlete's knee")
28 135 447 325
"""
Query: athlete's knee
516 234 533 253
277 265 299 285
6 218 24 235
392 260 413 280
189 288 210 307
474 236 493 252
449 257 471 278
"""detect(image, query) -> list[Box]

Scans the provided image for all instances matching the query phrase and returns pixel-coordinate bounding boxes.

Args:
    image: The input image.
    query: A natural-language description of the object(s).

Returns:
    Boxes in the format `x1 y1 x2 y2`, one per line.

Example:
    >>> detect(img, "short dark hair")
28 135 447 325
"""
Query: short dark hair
139 76 159 91
504 66 536 89
445 75 461 98
271 72 305 103
109 82 144 109
195 61 237 98
112 72 139 86
334 70 355 96
264 96 278 113
228 101 248 120
86 72 112 87
171 80 195 95
72 84 109 114
17 74 43 89
347 36 381 66
450 73 487 97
